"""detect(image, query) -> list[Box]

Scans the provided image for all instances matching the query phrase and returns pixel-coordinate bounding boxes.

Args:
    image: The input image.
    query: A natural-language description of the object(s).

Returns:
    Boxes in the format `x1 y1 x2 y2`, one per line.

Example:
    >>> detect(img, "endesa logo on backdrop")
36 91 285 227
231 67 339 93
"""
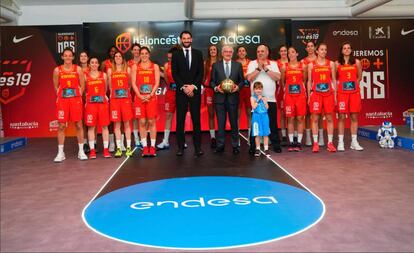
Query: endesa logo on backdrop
0 60 32 105
83 176 325 249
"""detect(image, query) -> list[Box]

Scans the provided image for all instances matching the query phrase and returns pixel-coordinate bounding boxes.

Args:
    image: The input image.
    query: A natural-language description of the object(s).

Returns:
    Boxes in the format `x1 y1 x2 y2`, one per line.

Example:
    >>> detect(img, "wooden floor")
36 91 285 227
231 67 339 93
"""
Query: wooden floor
1 133 414 252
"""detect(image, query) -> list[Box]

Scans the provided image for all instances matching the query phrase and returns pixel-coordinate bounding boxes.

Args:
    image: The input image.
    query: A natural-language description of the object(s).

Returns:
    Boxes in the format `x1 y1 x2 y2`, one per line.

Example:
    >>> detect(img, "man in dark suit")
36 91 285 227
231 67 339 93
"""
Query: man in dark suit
210 45 245 154
171 31 204 157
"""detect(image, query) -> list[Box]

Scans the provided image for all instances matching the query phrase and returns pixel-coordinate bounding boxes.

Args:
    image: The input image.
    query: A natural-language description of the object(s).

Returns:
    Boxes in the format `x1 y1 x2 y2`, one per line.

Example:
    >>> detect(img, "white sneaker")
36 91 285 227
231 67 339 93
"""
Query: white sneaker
78 152 88 160
156 141 170 150
350 141 364 151
184 143 188 149
109 143 115 152
337 142 345 152
318 136 325 147
54 152 66 163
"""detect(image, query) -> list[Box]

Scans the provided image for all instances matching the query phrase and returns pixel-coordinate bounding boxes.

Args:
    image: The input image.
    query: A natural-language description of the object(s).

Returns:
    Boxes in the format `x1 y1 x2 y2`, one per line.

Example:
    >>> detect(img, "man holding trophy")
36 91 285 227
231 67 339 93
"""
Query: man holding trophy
210 46 245 154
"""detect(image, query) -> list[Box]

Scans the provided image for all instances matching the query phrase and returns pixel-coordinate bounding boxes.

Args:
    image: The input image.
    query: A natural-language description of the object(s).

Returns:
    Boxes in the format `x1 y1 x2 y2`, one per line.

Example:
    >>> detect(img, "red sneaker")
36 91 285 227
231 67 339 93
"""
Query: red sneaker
89 149 97 159
142 146 150 157
103 148 111 158
312 142 319 153
149 146 157 157
327 142 337 152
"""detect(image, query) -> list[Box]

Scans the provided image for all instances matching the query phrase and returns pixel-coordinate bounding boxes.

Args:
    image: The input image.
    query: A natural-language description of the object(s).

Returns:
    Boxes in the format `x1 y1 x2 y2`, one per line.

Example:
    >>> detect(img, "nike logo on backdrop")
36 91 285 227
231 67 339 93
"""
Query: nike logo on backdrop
401 29 414 36
13 35 34 43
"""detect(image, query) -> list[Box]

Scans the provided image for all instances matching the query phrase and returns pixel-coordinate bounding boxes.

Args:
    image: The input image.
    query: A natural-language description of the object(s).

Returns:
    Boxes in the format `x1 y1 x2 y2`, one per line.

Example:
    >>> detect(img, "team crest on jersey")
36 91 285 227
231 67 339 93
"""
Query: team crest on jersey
56 32 77 54
112 110 118 119
285 106 292 113
135 107 141 117
313 102 320 111
296 28 320 46
339 102 346 111
58 110 65 119
87 114 93 124
115 33 132 54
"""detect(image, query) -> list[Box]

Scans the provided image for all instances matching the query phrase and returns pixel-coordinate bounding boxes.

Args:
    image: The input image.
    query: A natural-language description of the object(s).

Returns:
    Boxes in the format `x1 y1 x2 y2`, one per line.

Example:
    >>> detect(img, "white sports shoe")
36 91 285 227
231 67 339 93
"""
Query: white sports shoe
156 141 170 150
54 152 66 163
337 142 345 152
318 136 325 147
78 152 88 160
109 143 115 152
350 141 364 151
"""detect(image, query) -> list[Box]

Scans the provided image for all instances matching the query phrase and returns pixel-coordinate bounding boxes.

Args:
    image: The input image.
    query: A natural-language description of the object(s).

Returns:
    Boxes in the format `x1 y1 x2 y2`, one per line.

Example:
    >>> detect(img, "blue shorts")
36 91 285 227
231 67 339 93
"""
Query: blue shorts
252 112 270 137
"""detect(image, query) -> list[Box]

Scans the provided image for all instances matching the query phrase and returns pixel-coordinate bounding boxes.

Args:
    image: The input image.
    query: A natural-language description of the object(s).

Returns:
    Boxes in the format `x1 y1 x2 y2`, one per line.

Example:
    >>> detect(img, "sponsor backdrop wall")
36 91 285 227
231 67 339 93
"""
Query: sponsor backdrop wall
1 19 413 137
291 19 414 126
1 25 83 137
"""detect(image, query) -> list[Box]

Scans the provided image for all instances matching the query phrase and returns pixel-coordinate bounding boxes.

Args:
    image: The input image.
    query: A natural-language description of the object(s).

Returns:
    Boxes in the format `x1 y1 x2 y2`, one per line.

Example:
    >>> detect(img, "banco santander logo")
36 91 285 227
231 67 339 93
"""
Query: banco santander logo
83 176 325 249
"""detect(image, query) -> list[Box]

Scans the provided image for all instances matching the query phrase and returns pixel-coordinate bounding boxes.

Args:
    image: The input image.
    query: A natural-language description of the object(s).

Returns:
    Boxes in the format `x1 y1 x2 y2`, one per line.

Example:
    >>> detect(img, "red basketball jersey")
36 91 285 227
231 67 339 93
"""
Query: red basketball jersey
58 64 80 98
85 71 106 102
337 63 359 94
312 60 332 95
110 70 130 98
136 62 156 94
285 62 305 96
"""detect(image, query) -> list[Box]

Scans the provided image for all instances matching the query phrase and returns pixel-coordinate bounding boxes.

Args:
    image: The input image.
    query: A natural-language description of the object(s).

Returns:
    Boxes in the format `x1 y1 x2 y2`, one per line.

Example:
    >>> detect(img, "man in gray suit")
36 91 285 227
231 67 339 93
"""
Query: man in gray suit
210 45 245 154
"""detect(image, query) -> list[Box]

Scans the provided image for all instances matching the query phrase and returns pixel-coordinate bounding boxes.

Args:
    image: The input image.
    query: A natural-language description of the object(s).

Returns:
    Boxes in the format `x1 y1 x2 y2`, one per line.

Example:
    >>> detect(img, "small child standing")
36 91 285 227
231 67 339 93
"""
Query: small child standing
251 81 271 157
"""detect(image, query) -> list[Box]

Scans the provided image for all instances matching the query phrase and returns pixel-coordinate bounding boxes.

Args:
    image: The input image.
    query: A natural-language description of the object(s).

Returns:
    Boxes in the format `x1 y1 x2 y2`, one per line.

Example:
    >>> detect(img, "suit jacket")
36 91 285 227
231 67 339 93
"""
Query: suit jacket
171 48 204 96
210 60 244 104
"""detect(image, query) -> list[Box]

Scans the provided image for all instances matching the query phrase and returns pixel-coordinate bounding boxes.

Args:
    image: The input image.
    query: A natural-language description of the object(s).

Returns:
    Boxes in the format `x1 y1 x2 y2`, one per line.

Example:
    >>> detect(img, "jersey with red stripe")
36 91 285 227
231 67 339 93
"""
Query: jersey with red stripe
312 60 333 95
136 62 156 94
276 59 288 70
103 59 112 73
128 59 139 68
110 70 130 98
301 56 316 66
58 65 80 98
85 72 106 103
204 63 213 87
285 62 305 96
337 63 359 94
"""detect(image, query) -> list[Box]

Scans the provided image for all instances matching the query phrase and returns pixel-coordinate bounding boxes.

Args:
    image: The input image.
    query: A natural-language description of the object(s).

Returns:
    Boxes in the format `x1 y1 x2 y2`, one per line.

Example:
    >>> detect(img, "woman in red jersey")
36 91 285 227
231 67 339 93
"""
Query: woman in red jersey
107 51 133 158
131 47 160 157
276 45 289 145
84 57 111 159
307 43 337 153
203 45 220 148
157 45 182 150
301 41 320 146
236 46 252 140
52 47 87 162
336 42 364 151
127 43 142 148
281 47 307 152
78 50 92 153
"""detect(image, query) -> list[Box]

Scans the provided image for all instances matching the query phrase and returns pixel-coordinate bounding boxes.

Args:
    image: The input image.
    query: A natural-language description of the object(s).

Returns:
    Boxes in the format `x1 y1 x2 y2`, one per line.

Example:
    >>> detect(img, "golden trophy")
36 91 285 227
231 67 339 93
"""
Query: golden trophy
220 78 235 93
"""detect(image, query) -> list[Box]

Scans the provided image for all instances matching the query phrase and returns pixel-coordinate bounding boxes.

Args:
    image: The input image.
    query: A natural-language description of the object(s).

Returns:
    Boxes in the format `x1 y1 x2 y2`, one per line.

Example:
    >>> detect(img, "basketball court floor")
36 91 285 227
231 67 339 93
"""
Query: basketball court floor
1 132 413 252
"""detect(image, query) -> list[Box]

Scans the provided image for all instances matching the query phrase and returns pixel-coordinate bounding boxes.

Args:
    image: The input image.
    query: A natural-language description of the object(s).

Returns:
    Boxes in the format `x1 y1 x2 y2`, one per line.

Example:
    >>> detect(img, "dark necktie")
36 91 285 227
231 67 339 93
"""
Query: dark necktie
185 49 190 69
225 62 230 78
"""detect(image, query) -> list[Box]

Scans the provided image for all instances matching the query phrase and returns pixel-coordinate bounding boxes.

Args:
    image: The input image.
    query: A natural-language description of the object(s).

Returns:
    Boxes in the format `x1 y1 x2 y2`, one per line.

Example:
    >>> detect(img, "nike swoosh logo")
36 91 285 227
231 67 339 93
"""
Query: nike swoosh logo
401 29 414 36
13 35 34 43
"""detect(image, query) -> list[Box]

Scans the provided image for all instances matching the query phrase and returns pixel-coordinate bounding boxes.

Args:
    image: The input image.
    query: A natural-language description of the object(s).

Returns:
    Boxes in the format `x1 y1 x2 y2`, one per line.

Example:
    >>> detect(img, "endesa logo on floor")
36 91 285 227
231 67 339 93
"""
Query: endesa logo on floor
83 176 325 249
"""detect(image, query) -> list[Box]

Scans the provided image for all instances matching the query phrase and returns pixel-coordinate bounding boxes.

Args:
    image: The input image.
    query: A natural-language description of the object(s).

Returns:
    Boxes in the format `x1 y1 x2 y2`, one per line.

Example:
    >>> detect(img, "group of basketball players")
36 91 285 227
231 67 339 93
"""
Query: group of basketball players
53 39 363 162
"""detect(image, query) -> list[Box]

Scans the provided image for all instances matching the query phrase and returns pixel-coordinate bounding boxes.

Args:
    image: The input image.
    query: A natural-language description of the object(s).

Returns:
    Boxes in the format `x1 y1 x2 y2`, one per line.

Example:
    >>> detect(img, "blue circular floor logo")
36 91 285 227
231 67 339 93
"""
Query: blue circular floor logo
83 176 325 249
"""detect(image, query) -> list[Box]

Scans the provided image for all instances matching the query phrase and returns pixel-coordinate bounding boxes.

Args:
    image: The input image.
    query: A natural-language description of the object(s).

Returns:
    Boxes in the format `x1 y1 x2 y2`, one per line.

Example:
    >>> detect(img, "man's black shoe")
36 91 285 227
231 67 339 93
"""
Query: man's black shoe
194 149 204 157
210 138 217 149
273 145 282 153
176 149 184 156
214 147 225 153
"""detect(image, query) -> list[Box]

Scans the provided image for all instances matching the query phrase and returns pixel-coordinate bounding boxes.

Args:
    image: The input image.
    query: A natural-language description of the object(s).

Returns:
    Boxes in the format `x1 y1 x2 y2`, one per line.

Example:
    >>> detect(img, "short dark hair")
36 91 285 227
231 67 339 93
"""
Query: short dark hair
180 30 192 38
62 47 74 56
253 81 263 89
140 46 151 53
131 43 141 51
